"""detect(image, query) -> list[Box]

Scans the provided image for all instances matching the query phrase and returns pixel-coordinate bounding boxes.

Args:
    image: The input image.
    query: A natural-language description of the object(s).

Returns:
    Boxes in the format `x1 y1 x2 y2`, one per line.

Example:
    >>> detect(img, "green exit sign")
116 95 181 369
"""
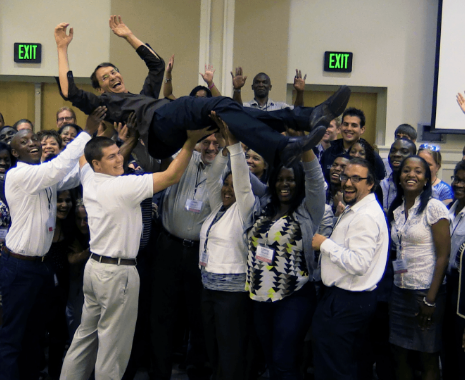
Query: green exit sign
324 51 353 73
14 43 42 63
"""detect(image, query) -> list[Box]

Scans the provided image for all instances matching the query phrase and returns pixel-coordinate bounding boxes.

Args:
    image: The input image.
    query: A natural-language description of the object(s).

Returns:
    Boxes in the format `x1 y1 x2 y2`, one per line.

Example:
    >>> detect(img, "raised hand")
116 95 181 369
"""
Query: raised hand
293 69 307 92
187 127 218 145
54 23 74 49
231 67 247 89
200 64 215 86
166 55 175 73
109 15 133 38
86 106 107 135
457 92 465 114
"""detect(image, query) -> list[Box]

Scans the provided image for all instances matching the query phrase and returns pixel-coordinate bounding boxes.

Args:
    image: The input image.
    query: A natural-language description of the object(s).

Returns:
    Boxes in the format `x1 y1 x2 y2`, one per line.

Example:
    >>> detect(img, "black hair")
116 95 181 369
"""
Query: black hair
12 119 33 130
0 141 16 168
334 152 352 160
37 130 63 149
58 123 83 136
395 124 417 141
90 62 118 89
342 107 366 128
347 157 378 191
84 137 116 170
189 85 212 98
253 72 271 83
454 160 465 177
387 155 432 224
349 138 376 168
264 161 305 219
392 137 417 155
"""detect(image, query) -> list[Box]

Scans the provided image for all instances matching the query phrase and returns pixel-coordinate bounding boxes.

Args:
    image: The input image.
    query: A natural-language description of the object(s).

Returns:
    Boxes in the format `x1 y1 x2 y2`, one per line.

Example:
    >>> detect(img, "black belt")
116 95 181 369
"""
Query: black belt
2 246 47 262
90 253 137 266
163 229 198 248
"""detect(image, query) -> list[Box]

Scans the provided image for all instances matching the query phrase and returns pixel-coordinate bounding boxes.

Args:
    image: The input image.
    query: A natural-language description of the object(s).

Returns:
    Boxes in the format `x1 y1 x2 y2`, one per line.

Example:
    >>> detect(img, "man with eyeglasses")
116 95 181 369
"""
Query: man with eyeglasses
311 158 389 380
56 107 77 129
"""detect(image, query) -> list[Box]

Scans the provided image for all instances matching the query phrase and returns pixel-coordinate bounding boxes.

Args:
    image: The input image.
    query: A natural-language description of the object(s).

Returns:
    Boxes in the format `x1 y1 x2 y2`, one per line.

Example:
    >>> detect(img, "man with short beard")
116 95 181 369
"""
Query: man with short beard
311 158 389 380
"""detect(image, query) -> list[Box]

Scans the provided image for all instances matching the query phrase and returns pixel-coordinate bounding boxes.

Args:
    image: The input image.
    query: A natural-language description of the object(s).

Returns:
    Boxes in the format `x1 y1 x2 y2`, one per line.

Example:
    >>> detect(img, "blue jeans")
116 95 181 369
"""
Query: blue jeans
0 253 54 380
253 281 316 380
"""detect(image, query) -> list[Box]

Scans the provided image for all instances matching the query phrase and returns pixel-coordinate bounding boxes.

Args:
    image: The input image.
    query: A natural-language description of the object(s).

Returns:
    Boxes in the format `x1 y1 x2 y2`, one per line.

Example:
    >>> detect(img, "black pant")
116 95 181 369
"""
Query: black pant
201 288 250 380
442 270 465 380
312 286 377 380
148 96 314 164
150 231 206 380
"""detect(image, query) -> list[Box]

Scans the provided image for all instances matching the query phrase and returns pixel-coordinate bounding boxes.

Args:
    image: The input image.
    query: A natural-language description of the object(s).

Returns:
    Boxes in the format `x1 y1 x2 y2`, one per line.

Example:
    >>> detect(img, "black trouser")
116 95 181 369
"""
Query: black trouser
312 286 377 380
150 231 206 380
442 270 465 380
201 288 251 380
148 96 314 164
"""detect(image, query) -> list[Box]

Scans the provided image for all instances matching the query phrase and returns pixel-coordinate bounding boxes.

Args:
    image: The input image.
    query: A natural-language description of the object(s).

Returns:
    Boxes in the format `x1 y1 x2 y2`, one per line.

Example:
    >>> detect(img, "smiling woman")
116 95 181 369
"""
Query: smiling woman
37 130 62 162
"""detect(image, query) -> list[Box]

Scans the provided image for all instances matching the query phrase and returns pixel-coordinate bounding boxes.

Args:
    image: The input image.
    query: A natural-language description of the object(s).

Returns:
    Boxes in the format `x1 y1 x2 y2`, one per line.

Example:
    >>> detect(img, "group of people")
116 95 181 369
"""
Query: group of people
0 15 464 380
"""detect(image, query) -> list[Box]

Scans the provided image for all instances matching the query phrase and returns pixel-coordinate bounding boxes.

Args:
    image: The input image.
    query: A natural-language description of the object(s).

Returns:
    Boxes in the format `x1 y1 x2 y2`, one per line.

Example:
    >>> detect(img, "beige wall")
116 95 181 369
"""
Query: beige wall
110 0 201 96
233 0 290 103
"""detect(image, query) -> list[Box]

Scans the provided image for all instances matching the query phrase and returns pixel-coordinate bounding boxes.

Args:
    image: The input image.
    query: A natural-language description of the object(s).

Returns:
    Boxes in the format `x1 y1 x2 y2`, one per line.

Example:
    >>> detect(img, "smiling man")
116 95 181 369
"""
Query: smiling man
311 158 389 380
0 121 98 380
59 123 208 379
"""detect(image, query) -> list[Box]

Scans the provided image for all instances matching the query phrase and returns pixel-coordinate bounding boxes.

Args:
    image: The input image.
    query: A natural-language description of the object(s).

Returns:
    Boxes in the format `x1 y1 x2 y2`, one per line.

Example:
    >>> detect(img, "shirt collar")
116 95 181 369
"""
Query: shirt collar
345 193 377 213
394 194 422 220
449 200 465 219
250 98 275 108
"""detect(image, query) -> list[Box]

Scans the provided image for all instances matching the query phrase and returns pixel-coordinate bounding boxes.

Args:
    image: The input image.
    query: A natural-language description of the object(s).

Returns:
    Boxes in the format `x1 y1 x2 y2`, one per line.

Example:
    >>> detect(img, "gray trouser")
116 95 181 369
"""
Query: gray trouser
60 258 139 380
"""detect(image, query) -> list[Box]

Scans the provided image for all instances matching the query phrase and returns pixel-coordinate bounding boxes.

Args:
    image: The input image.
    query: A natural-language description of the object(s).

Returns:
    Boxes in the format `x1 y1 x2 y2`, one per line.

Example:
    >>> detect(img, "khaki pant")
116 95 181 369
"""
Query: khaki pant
60 258 139 380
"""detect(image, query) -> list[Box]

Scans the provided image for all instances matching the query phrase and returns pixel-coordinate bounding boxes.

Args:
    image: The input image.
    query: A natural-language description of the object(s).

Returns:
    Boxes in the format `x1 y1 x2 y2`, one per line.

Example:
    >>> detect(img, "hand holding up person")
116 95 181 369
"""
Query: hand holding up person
86 106 107 136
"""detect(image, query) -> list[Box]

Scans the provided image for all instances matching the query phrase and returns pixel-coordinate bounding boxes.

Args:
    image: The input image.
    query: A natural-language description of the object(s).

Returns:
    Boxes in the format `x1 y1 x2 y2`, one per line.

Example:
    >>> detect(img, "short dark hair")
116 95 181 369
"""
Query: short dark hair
346 157 377 191
394 137 417 155
253 72 271 83
91 63 118 89
189 85 212 98
0 141 16 167
84 137 116 170
395 124 417 140
12 119 33 130
58 123 83 136
37 130 63 149
342 107 365 128
56 107 76 122
454 160 465 177
349 138 376 169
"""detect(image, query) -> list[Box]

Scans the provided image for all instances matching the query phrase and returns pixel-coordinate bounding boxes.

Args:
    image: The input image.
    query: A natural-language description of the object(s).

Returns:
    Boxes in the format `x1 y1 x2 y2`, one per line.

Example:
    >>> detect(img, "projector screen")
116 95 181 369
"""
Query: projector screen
432 0 465 133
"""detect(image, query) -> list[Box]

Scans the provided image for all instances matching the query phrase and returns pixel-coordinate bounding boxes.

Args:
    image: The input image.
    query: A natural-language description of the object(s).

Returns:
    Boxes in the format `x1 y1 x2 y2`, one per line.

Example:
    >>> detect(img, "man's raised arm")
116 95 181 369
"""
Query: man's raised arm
54 23 74 98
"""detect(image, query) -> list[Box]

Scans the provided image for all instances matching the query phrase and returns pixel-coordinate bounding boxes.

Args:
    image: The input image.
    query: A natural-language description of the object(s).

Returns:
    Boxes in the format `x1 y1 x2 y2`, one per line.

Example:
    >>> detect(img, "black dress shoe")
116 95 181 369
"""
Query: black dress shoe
307 85 351 131
279 126 327 167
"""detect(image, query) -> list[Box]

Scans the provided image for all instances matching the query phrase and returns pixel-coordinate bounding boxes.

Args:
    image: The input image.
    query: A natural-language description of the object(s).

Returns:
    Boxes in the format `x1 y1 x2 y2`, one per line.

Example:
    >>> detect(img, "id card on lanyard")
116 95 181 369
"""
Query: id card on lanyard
45 188 55 232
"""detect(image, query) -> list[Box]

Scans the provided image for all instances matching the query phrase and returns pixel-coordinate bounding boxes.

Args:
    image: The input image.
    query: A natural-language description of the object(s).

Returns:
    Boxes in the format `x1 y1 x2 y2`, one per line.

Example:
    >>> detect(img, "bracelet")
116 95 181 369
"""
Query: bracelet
164 78 172 83
423 297 436 307
208 82 215 89
233 88 241 92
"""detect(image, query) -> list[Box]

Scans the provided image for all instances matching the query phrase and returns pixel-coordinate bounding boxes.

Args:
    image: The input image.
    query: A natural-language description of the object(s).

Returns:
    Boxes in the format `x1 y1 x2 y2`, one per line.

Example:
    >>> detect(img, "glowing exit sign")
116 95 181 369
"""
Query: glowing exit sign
14 43 42 63
324 51 353 73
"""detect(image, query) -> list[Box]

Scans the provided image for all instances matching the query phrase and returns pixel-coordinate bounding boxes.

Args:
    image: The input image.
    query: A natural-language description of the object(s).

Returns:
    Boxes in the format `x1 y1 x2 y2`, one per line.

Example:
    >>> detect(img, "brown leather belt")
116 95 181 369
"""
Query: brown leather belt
2 246 47 262
90 253 137 266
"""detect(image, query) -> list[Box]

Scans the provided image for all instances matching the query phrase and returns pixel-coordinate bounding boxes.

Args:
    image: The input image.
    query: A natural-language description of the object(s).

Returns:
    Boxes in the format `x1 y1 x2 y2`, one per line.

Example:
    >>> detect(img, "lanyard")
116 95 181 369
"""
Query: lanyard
203 207 226 253
193 165 206 198
45 188 52 211
451 213 465 238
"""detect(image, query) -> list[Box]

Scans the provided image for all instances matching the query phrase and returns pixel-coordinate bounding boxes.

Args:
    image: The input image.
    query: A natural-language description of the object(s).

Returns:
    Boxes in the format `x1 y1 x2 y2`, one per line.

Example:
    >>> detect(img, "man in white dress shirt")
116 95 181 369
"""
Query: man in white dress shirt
311 157 389 380
0 124 96 380
59 125 209 380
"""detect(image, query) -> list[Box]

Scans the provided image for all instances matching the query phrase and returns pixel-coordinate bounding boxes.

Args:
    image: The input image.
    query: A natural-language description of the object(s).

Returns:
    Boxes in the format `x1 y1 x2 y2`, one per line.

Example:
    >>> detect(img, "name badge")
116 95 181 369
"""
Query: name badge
185 199 203 213
0 228 8 240
200 250 209 267
392 259 408 274
46 212 56 232
256 245 274 264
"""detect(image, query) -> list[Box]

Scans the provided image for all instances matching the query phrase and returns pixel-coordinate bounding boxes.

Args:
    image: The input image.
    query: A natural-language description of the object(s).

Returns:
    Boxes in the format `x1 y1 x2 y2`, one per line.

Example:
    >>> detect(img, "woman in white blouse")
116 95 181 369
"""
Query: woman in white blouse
387 156 450 380
199 115 258 380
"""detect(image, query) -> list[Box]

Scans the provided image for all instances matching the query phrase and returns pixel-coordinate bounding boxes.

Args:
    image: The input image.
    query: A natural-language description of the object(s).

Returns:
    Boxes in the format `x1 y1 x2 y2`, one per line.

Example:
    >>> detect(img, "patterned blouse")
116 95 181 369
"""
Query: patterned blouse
0 200 11 248
391 197 449 289
246 214 308 302
432 180 453 202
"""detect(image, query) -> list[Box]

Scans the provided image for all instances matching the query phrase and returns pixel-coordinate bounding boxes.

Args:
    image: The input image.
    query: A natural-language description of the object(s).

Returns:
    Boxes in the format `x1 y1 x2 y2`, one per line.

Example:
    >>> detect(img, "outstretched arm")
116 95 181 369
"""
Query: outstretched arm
55 23 74 98
109 15 158 57
457 92 465 114
163 55 176 100
200 64 221 97
293 69 306 107
231 67 247 105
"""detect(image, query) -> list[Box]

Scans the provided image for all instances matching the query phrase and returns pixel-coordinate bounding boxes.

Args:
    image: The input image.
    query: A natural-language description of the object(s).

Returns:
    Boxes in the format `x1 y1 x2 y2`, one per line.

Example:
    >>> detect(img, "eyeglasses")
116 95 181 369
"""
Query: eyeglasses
57 116 74 122
340 174 368 183
419 143 440 152
101 68 119 82
451 176 465 186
